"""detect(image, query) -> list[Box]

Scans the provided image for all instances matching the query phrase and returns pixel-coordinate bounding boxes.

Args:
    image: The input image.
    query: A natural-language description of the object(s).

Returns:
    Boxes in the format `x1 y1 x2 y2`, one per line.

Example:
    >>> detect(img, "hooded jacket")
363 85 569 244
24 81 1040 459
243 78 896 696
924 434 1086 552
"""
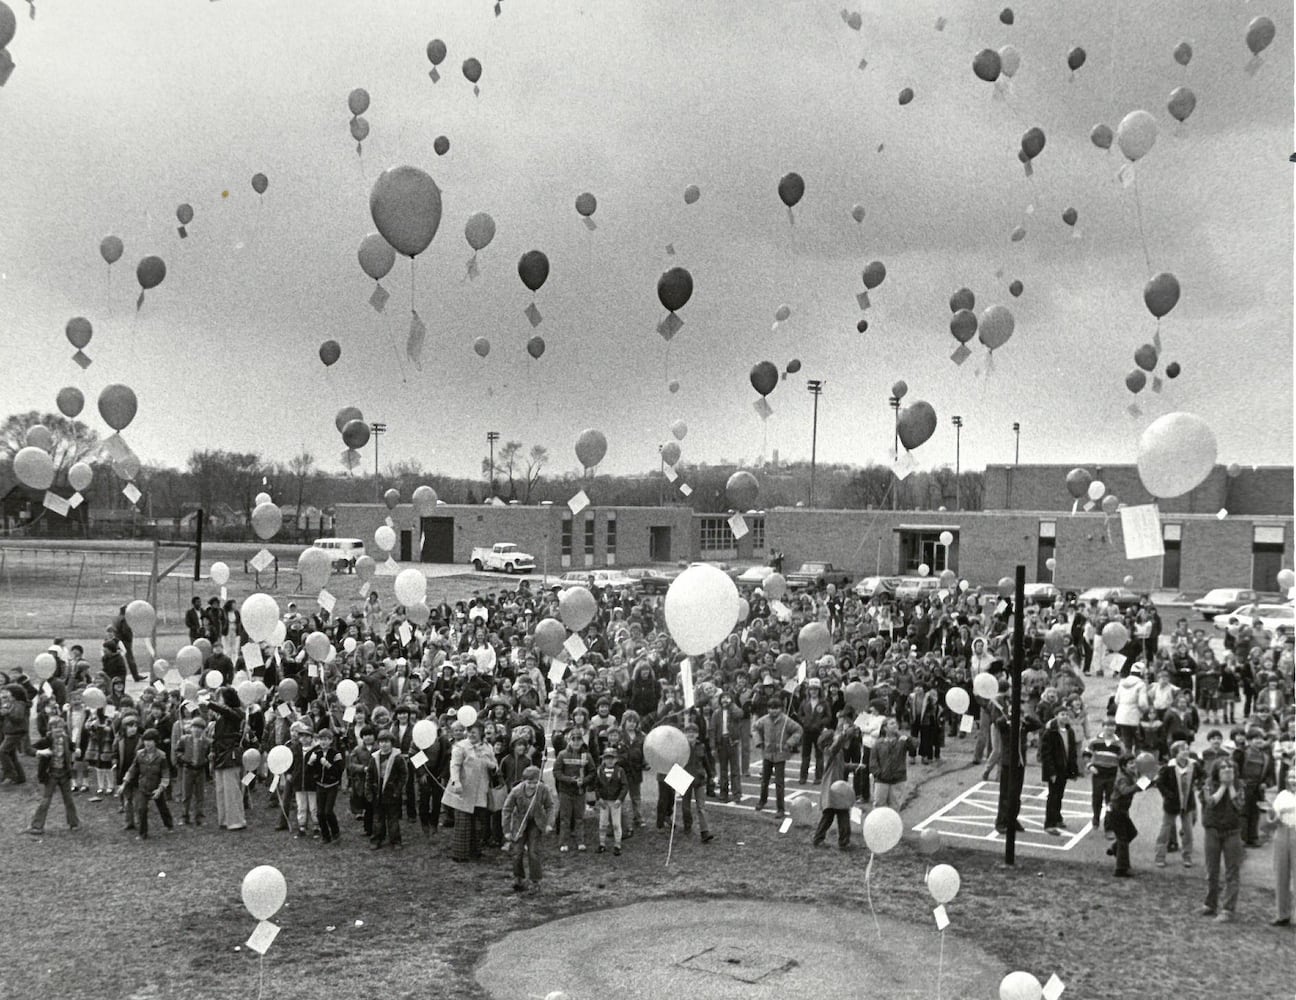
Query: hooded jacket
1113 675 1149 726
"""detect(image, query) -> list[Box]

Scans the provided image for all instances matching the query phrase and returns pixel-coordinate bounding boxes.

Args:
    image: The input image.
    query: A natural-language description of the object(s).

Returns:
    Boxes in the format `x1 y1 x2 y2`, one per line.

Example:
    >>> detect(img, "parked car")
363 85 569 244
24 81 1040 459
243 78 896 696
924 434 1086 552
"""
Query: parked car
314 537 364 572
1213 603 1295 640
552 569 638 593
624 567 677 594
470 542 536 574
1192 588 1283 617
1075 586 1144 610
786 561 852 591
734 565 776 591
894 576 942 600
1023 583 1061 606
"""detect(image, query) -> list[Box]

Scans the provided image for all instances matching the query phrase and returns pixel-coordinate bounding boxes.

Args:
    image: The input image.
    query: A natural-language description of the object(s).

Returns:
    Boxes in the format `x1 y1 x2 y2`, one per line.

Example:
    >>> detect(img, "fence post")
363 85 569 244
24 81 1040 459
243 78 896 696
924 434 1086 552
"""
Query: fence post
69 554 87 627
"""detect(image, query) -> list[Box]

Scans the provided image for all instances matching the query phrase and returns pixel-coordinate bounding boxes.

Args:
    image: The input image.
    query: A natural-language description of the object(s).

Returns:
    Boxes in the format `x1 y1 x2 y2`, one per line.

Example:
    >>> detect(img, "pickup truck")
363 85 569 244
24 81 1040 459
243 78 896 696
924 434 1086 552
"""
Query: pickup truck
470 543 536 574
786 561 852 590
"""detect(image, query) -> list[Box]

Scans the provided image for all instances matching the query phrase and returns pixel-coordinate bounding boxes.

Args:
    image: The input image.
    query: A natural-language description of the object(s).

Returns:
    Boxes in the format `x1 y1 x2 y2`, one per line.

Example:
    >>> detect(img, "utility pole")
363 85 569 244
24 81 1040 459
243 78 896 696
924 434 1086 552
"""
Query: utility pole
1013 421 1020 465
370 422 386 485
1002 565 1026 865
486 431 500 497
658 445 664 507
888 395 901 510
807 379 824 507
952 415 963 510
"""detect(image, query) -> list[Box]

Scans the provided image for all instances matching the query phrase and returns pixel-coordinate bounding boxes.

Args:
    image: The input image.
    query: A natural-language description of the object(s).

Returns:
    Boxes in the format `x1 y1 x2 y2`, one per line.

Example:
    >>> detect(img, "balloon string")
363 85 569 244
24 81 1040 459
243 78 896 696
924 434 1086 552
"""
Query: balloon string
386 313 409 385
665 801 677 866
1108 0 1119 119
1131 175 1152 276
410 257 416 314
937 929 945 1000
256 953 264 1000
865 851 881 938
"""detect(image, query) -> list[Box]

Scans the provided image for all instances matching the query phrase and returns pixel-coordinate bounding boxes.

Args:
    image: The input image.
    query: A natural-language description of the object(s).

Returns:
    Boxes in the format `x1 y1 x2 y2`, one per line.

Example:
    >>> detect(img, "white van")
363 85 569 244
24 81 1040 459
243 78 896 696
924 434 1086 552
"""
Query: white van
313 537 365 572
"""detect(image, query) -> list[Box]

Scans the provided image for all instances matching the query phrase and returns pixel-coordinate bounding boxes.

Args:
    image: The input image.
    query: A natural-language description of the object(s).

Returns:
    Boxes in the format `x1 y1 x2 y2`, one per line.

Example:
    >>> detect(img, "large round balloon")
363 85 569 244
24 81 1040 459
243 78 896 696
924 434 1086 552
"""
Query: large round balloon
465 212 496 251
427 38 447 64
412 485 438 515
176 204 194 226
661 441 681 467
136 256 166 291
862 261 887 290
125 599 155 634
251 502 282 540
945 688 970 715
1276 568 1296 592
56 387 85 418
862 807 903 853
1125 370 1147 394
785 358 802 374
643 725 690 773
1167 86 1196 123
973 672 999 700
517 250 551 293
657 267 693 312
559 586 597 631
575 428 608 469
298 548 332 592
843 682 869 712
347 87 369 116
1173 41 1192 66
394 568 427 606
750 361 778 397
100 236 123 265
358 233 396 281
898 88 914 106
1131 343 1157 372
1102 495 1119 515
81 686 107 710
1065 467 1091 499
927 864 961 904
1143 272 1180 319
725 470 759 510
798 622 831 661
68 462 93 493
979 305 1015 350
670 420 687 441
318 340 341 367
1116 110 1158 162
762 572 787 600
827 780 855 810
335 406 363 432
433 135 450 156
412 719 438 750
383 488 400 511
1020 127 1045 160
897 401 937 451
664 564 741 655
370 166 442 258
174 645 203 677
354 555 376 582
949 288 974 313
1246 16 1275 55
789 796 815 826
304 632 331 662
473 337 490 358
533 618 566 657
973 48 1002 82
777 172 805 208
98 384 138 431
342 419 371 449
1137 412 1217 498
241 593 281 643
1089 123 1114 151
950 309 977 343
1067 46 1086 72
335 679 359 707
683 184 701 205
13 447 54 490
31 652 55 682
1087 480 1106 502
242 866 287 921
374 525 396 552
66 317 92 349
462 57 482 84
252 173 269 195
1101 621 1129 651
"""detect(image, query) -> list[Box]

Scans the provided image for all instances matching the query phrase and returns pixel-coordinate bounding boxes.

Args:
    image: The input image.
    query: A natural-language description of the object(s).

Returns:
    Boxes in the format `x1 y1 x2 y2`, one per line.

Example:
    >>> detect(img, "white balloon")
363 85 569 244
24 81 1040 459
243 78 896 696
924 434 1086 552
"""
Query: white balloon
13 446 54 490
68 461 94 493
125 599 155 634
973 672 999 700
375 525 397 552
205 669 223 689
664 565 740 655
241 865 287 921
944 688 970 715
1137 412 1217 499
862 806 903 853
412 719 438 749
1000 971 1043 1000
255 492 272 506
336 679 359 707
457 705 478 727
209 561 230 586
394 568 428 606
266 746 293 776
927 863 961 904
1087 480 1105 502
241 593 281 643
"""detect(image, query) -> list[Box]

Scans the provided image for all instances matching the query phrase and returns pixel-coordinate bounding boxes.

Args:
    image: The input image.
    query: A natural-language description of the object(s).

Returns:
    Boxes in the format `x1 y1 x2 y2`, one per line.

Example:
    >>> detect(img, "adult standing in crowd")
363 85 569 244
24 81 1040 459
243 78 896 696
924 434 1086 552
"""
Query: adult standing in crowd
1202 760 1247 922
444 723 497 862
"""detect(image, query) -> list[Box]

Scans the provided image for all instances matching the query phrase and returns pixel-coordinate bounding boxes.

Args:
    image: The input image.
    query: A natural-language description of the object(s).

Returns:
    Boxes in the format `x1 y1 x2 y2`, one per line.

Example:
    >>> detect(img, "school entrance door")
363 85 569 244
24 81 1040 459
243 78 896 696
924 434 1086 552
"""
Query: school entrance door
649 526 672 562
420 517 454 563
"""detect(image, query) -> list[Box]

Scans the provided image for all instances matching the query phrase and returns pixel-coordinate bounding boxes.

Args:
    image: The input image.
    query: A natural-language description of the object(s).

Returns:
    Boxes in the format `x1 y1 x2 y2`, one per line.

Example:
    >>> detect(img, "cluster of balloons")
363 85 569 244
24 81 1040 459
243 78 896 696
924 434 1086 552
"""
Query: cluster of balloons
347 88 370 153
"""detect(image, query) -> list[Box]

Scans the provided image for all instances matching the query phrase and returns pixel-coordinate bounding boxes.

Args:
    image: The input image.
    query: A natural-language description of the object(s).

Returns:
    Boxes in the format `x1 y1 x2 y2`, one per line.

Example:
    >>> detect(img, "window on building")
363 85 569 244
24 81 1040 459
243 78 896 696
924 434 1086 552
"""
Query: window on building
584 515 596 567
1162 523 1181 589
561 513 572 568
1253 525 1286 591
750 515 766 553
895 529 954 573
1037 520 1056 582
699 515 736 554
606 512 617 566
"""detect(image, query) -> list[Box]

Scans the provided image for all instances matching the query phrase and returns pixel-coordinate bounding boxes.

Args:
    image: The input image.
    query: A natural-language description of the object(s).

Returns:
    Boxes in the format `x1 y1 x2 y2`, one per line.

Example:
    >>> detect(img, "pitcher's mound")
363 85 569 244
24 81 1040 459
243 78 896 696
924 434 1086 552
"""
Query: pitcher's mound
476 898 1004 999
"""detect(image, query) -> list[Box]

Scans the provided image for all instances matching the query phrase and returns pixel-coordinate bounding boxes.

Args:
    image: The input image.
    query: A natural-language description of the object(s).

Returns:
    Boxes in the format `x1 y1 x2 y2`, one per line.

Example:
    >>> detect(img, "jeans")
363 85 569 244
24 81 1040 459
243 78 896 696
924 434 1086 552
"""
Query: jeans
512 821 544 882
716 740 742 798
873 780 905 811
0 733 26 783
1155 811 1195 864
180 766 206 823
1114 835 1131 873
759 759 787 812
317 785 340 841
558 790 585 845
1116 724 1139 753
136 788 173 837
373 801 402 846
739 726 752 774
799 734 823 783
621 779 643 828
597 799 623 846
681 783 708 834
1044 776 1068 828
31 772 78 831
1243 782 1263 843
813 807 850 847
418 774 447 829
213 767 246 829
1091 771 1116 826
1204 827 1243 913
294 790 317 835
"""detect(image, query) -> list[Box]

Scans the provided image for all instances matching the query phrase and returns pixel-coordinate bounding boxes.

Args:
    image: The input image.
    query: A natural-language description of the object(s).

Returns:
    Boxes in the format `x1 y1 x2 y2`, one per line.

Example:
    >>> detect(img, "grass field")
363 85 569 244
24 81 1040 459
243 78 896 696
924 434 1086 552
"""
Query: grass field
1 775 1289 1000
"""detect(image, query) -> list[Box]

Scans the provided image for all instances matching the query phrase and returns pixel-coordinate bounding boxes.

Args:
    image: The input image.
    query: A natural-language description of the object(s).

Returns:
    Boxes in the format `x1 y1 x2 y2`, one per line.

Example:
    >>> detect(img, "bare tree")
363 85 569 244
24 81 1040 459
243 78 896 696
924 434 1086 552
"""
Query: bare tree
0 411 100 478
522 444 549 503
187 450 265 524
289 451 315 526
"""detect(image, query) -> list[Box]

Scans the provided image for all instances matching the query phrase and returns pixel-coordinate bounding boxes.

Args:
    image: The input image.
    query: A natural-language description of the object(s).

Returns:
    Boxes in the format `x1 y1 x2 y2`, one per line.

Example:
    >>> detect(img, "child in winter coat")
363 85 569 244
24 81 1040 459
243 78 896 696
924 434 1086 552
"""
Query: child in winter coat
306 728 346 844
85 708 115 799
680 723 715 842
593 747 628 854
620 711 647 832
118 728 174 839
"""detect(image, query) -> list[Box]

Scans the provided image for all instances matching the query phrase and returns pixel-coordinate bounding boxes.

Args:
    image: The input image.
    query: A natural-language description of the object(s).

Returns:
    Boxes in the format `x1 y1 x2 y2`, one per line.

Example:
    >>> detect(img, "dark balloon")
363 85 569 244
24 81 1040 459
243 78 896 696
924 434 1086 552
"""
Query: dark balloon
898 87 914 105
1134 344 1158 372
1067 46 1086 71
750 361 779 397
1143 272 1180 319
897 401 937 451
999 7 1014 25
1173 42 1192 67
949 309 977 343
1062 207 1078 226
1090 124 1113 150
518 250 550 293
786 359 802 374
658 267 694 312
856 319 868 333
427 39 447 65
777 172 805 208
1021 127 1045 159
433 135 450 156
949 287 975 313
1009 279 1023 298
1125 370 1147 394
973 48 1002 82
862 261 887 290
462 57 482 84
526 336 545 359
1165 361 1181 379
251 173 269 195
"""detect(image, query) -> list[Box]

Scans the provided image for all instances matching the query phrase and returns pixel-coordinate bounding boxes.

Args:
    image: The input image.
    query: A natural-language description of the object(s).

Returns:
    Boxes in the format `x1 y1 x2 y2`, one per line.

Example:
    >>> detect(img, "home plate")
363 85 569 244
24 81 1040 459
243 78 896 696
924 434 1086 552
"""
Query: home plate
912 781 1092 851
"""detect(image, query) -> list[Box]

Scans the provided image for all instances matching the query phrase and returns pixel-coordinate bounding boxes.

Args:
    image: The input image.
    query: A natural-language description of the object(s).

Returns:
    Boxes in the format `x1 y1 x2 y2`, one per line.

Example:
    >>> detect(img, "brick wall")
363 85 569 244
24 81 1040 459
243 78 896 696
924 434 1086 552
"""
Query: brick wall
984 464 1252 514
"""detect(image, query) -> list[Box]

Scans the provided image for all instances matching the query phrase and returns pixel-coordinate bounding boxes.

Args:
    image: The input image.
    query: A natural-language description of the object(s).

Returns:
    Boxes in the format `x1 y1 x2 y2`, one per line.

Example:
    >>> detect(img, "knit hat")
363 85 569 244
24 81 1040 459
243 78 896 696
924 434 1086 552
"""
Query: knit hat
602 747 618 758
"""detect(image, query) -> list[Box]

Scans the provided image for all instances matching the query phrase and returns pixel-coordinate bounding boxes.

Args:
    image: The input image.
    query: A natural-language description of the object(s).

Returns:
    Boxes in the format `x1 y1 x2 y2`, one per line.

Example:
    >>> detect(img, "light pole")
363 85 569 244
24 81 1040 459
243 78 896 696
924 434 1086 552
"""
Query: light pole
807 379 824 507
370 422 386 484
486 431 500 497
1013 421 1021 465
952 415 963 510
888 395 901 510
658 444 665 507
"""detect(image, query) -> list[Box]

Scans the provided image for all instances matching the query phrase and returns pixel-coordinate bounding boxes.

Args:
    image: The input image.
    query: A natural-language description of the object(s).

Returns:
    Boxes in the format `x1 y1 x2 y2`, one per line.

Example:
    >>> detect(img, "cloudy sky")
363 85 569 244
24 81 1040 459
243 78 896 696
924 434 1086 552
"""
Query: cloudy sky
0 0 1290 480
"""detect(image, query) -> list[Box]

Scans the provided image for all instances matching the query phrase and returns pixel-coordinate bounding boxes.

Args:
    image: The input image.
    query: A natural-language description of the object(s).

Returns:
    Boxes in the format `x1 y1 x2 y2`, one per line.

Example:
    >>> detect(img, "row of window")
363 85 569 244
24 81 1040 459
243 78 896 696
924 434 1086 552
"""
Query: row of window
698 515 766 553
560 513 617 566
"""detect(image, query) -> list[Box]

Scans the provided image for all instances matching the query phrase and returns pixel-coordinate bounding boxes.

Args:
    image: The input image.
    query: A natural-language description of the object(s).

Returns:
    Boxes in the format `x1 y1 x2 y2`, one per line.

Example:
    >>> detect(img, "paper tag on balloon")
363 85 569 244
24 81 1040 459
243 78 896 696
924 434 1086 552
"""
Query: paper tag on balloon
728 514 749 540
73 350 91 369
856 291 871 310
665 243 675 256
242 643 264 669
547 660 567 685
122 483 142 505
582 216 597 231
950 344 971 366
151 679 165 694
246 920 280 956
933 905 950 930
369 282 389 313
1136 776 1151 791
378 558 400 576
317 589 336 613
858 57 868 70
563 634 587 661
1120 504 1164 560
891 450 917 481
250 549 274 574
241 772 257 787
276 703 291 719
307 663 319 679
41 682 53 697
1150 377 1163 394
428 66 440 82
269 775 280 793
1118 163 1135 188
410 750 428 769
664 466 678 483
1043 974 1066 1000
524 302 543 328
664 763 694 796
779 817 793 834
995 600 1009 616
43 492 70 516
359 581 371 597
1216 508 1228 520
398 623 413 646
1082 500 1096 512
752 397 773 421
68 492 84 509
567 491 590 515
465 255 480 279
960 714 975 733
657 312 683 341
769 600 791 622
343 706 357 723
178 225 188 239
783 679 798 694
679 484 693 497
407 311 427 370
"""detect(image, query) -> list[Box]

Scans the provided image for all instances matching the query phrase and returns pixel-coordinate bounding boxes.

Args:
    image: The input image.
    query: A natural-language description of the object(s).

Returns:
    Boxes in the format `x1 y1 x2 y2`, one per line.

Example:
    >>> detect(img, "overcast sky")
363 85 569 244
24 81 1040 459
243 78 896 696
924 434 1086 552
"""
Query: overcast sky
0 0 1290 480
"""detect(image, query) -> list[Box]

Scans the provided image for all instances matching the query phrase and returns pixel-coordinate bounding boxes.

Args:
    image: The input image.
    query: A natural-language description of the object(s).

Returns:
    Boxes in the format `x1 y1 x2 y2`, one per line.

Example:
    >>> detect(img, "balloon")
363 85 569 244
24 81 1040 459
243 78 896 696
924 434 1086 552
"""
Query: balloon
661 441 681 466
1133 344 1159 372
1102 495 1119 515
1137 412 1217 498
725 470 759 510
1143 272 1180 319
643 726 690 773
347 88 369 116
176 203 194 226
789 796 815 826
350 119 369 148
898 88 914 105
750 361 778 397
98 384 138 431
1167 86 1196 123
433 135 450 156
998 577 1015 598
777 172 804 208
56 387 85 419
136 256 166 291
918 828 943 855
862 807 902 853
517 250 551 293
850 204 865 223
251 502 282 541
862 261 887 290
355 555 376 582
82 687 106 711
1010 225 1026 243
13 447 53 490
241 748 262 773
897 401 937 451
1165 361 1181 379
559 586 597 631
1020 127 1045 160
303 631 330 662
1173 41 1192 66
762 572 787 600
463 214 497 256
99 236 123 265
412 485 438 516
973 673 999 700
575 192 597 217
375 525 396 552
31 652 56 681
1000 972 1041 1000
827 780 854 810
946 309 977 344
358 233 396 281
670 420 687 441
382 488 400 511
336 679 359 707
533 618 566 657
939 569 957 589
125 600 155 634
194 638 212 662
683 184 701 204
1090 123 1114 151
1122 575 1135 588
412 719 438 750
1116 110 1157 162
1125 370 1147 394
786 358 802 374
462 57 482 84
938 530 954 547
427 39 446 65
456 705 478 727
318 340 341 367
1135 751 1158 779
944 688 970 715
526 336 546 359
241 593 281 643
798 622 831 661
469 336 490 358
999 44 1021 77
979 305 1014 350
1246 16 1275 56
973 48 1002 82
773 304 791 323
657 267 693 312
1008 280 1023 298
1101 622 1129 650
999 7 1014 25
1277 568 1296 591
1045 557 1056 572
664 564 741 655
1087 480 1106 503
237 681 258 706
335 406 363 432
917 564 930 578
370 166 442 258
843 682 869 712
242 865 288 922
1062 207 1078 227
668 380 680 393
252 173 268 195
949 288 974 313
296 548 330 593
203 669 223 689
386 568 424 609
1065 468 1091 499
575 428 609 470
927 864 961 904
342 419 371 449
171 645 201 678
66 461 93 493
734 598 749 625
1067 46 1086 72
